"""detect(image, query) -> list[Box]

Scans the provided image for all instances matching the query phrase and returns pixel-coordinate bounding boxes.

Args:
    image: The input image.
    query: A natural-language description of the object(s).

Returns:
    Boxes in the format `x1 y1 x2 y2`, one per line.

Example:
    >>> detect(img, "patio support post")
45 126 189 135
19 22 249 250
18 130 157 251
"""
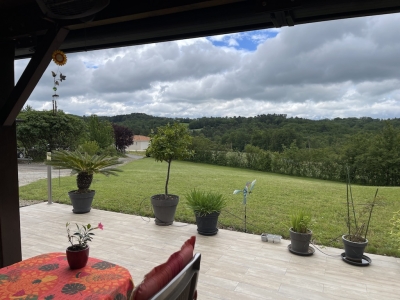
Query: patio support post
0 27 69 267
0 39 21 268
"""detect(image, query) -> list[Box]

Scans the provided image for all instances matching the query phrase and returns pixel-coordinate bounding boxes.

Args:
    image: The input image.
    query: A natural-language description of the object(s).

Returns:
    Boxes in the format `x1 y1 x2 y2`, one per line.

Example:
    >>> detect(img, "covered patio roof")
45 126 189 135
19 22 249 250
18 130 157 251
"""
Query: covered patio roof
1 0 400 267
3 0 400 60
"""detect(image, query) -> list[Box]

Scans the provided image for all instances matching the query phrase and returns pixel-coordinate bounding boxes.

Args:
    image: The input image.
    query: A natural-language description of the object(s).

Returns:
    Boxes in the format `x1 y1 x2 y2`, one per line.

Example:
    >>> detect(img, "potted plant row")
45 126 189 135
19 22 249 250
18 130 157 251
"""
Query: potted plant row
46 149 122 213
186 189 227 235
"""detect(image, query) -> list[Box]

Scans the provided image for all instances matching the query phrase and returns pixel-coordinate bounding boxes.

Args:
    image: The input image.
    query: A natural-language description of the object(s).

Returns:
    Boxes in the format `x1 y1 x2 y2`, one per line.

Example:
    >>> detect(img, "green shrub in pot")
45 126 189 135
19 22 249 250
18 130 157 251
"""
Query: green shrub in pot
186 189 227 217
186 189 226 236
289 210 313 255
290 210 312 233
145 122 194 225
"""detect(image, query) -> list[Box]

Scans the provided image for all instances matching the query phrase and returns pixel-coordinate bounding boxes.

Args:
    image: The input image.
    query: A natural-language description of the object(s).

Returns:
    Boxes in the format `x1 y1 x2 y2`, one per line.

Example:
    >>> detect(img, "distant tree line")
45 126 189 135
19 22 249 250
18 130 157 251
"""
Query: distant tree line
187 122 400 186
19 109 400 185
101 113 190 136
17 108 134 160
103 112 400 185
188 114 400 152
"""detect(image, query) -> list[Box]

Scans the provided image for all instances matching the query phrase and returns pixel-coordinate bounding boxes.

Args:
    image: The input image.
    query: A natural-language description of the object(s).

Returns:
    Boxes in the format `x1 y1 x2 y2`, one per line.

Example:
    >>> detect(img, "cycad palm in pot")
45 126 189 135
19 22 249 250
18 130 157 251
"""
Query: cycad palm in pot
186 189 227 236
46 149 122 213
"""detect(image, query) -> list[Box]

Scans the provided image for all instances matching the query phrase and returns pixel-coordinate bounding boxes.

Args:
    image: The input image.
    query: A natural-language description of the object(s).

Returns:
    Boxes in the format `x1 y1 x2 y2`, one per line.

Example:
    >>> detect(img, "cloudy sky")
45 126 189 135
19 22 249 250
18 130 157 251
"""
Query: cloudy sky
15 12 400 120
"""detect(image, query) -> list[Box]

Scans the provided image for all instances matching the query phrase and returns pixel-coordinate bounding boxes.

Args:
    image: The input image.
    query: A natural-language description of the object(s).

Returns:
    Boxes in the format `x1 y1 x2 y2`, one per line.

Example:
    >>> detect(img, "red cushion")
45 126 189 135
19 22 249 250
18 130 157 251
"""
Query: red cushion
179 236 195 267
132 236 196 300
165 251 184 276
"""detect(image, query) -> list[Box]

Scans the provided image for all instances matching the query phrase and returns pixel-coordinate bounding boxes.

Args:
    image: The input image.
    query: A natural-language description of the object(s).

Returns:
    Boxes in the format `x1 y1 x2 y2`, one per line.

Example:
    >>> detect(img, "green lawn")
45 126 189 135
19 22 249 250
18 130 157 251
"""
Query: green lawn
20 158 400 257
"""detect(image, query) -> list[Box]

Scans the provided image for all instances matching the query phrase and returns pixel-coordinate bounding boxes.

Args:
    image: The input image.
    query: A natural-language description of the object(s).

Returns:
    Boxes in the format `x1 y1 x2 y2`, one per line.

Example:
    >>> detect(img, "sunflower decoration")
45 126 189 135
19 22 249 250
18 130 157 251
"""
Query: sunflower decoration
52 50 67 66
51 50 67 107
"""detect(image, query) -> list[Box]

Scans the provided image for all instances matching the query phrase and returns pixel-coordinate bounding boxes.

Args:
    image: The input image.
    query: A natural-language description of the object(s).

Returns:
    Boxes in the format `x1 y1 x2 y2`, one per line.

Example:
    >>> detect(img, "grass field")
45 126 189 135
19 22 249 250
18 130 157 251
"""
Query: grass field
19 157 400 257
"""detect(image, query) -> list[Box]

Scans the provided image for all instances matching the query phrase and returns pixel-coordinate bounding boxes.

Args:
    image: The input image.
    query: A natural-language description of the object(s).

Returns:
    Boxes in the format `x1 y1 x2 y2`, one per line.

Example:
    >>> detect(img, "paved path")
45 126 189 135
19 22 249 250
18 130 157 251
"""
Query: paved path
18 154 142 187
18 163 71 187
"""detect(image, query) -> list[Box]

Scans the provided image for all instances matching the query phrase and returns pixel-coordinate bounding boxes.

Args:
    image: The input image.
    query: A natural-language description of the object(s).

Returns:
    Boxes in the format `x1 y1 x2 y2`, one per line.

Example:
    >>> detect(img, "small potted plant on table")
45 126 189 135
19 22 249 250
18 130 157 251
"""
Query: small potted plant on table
66 222 103 269
46 149 122 213
186 189 227 235
289 210 314 255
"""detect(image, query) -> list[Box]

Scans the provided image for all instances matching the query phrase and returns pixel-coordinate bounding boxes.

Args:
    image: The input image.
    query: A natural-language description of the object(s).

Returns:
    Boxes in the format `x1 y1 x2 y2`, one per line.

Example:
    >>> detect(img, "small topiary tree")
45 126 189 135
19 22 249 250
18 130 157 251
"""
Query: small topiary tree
146 122 193 198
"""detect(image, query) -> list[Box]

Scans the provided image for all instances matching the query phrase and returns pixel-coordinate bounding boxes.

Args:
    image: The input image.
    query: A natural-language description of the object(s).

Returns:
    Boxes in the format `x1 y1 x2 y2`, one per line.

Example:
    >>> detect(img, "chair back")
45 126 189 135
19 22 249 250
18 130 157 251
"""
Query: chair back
151 253 201 300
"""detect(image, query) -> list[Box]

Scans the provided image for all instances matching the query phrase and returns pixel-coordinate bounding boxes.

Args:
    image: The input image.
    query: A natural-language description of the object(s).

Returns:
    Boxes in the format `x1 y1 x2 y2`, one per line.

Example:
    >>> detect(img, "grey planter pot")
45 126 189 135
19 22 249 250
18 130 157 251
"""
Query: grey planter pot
289 228 312 254
68 190 95 214
151 194 179 226
195 212 220 236
342 235 368 262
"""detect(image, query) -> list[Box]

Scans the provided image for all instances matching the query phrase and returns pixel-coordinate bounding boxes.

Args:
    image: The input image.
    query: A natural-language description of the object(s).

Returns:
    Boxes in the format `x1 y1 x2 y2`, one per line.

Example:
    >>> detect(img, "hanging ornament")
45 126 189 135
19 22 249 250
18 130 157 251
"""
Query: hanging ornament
52 50 67 66
50 50 67 113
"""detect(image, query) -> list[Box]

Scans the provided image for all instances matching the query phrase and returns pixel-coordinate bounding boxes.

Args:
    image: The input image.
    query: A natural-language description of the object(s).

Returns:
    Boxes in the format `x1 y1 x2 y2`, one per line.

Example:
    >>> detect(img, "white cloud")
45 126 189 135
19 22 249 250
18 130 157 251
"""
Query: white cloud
15 13 400 120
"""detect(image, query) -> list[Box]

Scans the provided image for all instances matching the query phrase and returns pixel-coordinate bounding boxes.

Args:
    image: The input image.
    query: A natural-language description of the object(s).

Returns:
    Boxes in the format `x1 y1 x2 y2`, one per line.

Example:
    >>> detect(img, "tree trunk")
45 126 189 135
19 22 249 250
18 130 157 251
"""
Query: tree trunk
77 172 93 193
165 159 171 196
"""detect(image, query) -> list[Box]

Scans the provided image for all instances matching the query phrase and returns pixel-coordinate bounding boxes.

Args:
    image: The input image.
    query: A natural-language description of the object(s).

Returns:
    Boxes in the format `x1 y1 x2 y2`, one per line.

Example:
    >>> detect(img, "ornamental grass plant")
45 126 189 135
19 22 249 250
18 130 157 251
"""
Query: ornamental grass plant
185 189 227 217
290 210 312 233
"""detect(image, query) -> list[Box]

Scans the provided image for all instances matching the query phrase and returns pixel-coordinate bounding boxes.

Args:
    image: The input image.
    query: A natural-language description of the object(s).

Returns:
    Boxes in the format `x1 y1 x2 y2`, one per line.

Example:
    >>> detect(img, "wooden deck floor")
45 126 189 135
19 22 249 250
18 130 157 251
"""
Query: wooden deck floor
20 203 400 299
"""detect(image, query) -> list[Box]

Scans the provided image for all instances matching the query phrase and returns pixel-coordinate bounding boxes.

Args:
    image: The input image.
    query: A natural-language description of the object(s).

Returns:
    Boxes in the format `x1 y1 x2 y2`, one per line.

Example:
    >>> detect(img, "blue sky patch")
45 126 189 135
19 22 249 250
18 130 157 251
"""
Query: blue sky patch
207 29 279 51
83 62 99 69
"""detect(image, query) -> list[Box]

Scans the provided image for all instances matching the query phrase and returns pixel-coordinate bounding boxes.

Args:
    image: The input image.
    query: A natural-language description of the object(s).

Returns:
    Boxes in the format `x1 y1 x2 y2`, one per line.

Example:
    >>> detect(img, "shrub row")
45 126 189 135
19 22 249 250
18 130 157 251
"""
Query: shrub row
187 148 396 186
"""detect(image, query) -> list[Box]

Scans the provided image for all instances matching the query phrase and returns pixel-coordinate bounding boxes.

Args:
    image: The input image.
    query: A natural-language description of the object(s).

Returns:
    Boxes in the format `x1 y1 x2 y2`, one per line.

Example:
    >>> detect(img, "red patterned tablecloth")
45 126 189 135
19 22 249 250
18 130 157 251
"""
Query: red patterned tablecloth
0 252 134 300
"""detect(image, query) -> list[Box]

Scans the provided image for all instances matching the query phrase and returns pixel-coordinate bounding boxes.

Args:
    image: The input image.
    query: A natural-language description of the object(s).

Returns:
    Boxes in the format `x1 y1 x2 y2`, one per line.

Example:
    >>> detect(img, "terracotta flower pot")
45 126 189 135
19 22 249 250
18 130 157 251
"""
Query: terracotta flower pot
66 245 89 269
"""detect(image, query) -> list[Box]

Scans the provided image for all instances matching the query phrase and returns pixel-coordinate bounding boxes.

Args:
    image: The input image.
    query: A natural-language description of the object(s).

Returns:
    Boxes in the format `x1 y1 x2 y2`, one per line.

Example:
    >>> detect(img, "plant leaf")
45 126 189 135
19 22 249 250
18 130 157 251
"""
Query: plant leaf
92 261 116 270
61 283 86 295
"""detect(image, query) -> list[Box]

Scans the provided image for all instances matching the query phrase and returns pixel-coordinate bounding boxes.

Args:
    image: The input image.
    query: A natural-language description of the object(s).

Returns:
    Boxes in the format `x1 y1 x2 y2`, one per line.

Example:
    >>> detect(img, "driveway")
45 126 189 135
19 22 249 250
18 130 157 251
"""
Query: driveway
18 154 142 187
18 163 71 187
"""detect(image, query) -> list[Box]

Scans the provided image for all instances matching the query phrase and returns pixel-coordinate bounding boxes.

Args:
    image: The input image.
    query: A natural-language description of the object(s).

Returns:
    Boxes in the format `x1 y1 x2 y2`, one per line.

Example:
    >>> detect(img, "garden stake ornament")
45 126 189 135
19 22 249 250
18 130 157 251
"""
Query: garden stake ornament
233 179 256 233
51 50 67 113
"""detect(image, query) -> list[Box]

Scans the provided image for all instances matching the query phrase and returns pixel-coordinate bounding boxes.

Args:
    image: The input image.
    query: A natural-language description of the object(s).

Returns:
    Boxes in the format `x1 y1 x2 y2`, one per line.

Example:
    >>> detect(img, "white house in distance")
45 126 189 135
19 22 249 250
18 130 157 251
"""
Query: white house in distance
127 135 150 151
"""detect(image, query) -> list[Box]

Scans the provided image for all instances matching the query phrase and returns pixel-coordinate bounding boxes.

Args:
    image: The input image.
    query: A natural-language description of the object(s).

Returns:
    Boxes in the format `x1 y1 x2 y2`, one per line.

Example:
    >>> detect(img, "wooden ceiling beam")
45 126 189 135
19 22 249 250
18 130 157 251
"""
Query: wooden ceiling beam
4 0 400 60
66 0 245 30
